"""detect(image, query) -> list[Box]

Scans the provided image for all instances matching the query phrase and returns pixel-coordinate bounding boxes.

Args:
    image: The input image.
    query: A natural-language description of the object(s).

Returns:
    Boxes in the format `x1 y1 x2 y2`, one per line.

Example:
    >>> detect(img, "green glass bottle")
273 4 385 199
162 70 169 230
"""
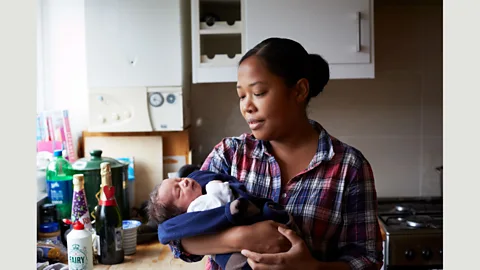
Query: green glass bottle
95 162 124 265
46 150 74 220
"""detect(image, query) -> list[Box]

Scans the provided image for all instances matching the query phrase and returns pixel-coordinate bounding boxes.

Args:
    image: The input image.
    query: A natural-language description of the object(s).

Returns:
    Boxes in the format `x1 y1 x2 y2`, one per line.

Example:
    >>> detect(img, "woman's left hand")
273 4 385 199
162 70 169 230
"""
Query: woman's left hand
241 226 321 270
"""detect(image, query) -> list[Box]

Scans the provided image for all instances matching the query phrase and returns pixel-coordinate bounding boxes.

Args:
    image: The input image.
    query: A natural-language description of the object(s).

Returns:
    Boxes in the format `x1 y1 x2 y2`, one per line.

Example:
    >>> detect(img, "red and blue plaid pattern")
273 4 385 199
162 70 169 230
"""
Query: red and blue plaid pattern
168 120 383 270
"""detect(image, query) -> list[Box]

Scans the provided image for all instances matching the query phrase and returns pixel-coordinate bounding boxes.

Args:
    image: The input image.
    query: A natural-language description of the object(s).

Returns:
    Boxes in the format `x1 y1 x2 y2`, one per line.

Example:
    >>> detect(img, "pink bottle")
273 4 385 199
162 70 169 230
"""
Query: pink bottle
71 174 93 231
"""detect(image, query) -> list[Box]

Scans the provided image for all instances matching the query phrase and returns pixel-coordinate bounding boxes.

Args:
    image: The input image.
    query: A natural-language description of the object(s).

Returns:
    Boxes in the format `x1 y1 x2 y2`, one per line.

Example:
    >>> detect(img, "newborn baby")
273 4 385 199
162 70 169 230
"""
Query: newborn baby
148 170 279 227
148 170 300 270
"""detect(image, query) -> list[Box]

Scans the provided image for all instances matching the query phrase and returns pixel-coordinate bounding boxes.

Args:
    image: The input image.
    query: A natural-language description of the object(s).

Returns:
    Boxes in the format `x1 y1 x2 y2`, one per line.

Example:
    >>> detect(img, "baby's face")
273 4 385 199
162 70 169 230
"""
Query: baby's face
157 177 202 212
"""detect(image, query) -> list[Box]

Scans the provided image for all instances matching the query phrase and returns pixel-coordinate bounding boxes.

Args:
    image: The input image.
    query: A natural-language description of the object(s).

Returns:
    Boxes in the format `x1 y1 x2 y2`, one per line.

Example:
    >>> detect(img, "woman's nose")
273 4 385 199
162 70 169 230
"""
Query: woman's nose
242 97 256 114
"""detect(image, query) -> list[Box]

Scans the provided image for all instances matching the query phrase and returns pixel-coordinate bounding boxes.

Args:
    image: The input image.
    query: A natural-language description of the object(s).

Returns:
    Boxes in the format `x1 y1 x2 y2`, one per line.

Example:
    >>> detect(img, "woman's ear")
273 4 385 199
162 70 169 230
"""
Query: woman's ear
294 78 310 104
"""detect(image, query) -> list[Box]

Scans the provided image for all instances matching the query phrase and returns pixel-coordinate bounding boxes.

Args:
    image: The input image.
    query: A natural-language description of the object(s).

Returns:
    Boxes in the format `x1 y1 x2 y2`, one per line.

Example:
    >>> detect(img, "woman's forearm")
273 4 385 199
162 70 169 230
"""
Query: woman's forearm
182 226 243 255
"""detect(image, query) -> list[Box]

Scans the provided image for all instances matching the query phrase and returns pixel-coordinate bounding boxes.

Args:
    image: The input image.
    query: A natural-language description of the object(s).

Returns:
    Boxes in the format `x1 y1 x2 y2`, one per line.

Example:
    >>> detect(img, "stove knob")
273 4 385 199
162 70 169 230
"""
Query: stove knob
422 248 432 260
404 249 415 260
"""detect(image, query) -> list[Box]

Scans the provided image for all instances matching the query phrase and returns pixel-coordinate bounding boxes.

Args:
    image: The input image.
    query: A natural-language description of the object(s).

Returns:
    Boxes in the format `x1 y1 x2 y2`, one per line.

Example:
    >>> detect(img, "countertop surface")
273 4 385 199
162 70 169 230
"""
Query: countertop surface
92 219 387 269
93 242 207 270
92 231 386 270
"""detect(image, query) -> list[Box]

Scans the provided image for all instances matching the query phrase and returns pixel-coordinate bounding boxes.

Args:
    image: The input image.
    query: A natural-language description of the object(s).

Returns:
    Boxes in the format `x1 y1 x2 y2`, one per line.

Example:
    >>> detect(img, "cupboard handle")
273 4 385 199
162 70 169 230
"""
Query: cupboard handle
356 12 362 52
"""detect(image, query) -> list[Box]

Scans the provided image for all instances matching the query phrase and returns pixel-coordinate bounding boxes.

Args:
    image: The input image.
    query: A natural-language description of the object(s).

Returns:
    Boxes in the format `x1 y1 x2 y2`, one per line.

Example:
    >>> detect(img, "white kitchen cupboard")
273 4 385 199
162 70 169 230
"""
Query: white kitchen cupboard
244 0 374 79
190 0 245 83
85 0 191 88
190 0 375 83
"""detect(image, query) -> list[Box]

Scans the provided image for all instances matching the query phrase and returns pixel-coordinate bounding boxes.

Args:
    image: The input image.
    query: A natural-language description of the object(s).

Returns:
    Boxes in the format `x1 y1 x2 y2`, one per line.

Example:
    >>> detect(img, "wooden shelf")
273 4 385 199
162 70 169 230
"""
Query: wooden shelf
81 128 191 159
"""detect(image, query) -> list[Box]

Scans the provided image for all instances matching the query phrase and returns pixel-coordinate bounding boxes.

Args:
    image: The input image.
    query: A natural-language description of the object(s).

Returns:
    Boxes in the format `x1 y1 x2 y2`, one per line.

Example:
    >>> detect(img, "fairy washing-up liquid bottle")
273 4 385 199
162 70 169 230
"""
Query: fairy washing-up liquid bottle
65 220 94 270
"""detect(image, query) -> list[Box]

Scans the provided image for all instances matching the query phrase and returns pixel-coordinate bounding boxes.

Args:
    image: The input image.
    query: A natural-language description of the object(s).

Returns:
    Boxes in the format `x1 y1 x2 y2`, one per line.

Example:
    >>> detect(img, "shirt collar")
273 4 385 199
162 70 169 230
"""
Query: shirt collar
307 119 335 169
249 120 335 165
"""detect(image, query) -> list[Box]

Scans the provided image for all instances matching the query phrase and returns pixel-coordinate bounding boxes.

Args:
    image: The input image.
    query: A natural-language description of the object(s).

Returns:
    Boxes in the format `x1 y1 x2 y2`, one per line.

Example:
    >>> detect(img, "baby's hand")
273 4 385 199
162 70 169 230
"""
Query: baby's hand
230 198 261 221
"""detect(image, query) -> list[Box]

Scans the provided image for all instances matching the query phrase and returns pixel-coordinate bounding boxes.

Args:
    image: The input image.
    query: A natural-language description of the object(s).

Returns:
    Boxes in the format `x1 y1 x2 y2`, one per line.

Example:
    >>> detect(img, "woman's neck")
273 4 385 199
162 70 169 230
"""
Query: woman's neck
267 118 320 183
269 118 319 156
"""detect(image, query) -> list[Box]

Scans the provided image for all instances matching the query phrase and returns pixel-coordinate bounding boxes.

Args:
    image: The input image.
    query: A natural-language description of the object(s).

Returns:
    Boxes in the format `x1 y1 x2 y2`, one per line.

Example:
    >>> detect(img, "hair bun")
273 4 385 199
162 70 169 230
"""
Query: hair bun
307 54 330 98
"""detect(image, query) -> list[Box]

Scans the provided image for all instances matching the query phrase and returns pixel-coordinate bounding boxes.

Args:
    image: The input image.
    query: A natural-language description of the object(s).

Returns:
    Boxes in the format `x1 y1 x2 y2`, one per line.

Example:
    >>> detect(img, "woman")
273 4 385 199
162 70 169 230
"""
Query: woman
168 38 383 270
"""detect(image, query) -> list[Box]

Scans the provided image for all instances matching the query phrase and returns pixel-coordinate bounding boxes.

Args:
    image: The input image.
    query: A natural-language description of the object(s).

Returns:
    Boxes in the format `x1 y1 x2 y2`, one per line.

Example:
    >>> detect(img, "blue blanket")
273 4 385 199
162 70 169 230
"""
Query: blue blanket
158 170 294 270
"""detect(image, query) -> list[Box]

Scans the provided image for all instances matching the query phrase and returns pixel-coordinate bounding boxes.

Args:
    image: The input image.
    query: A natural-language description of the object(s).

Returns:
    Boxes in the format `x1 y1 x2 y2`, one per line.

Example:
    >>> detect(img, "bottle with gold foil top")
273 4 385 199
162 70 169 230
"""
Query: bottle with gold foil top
95 162 124 265
71 174 93 232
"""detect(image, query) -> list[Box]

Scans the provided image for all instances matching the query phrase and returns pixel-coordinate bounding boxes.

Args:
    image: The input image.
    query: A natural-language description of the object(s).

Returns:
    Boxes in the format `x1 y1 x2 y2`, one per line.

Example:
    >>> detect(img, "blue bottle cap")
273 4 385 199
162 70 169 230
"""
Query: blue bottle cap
39 222 60 233
53 150 63 157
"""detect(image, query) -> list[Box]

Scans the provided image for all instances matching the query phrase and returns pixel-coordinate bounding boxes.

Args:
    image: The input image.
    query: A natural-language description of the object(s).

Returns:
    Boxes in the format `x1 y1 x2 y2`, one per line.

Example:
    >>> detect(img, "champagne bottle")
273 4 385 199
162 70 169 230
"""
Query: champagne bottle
95 162 124 265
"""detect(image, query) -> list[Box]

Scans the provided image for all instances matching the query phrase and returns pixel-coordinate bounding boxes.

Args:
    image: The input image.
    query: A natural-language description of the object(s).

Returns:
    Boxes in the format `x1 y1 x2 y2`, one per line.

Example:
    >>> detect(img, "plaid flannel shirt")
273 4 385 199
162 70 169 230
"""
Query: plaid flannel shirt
168 120 383 270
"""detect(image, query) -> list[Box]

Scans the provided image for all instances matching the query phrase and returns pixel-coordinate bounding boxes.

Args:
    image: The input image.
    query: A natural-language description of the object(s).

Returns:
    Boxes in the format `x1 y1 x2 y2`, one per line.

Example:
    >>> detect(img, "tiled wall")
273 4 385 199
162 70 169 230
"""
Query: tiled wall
188 1 443 197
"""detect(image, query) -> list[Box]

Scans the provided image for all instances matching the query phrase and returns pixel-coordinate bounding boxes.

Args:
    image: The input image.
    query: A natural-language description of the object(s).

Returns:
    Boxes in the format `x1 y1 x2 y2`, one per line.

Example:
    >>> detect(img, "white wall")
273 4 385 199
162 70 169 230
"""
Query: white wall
39 0 89 151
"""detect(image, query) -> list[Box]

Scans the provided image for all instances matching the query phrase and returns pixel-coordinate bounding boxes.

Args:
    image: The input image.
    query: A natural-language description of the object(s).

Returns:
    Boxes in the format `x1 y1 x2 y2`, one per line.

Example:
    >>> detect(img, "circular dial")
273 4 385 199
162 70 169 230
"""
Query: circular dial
149 92 164 107
422 248 432 260
404 249 415 260
166 94 176 104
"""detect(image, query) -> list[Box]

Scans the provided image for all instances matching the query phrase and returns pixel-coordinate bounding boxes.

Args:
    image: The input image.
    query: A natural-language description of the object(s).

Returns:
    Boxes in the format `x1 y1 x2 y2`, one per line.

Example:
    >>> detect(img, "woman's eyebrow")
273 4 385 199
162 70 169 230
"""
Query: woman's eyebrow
237 81 267 89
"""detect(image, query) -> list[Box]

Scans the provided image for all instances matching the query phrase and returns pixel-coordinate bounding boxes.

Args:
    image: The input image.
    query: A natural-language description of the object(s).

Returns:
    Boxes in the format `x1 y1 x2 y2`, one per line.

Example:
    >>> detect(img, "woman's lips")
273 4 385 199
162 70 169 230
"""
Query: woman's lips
248 120 265 130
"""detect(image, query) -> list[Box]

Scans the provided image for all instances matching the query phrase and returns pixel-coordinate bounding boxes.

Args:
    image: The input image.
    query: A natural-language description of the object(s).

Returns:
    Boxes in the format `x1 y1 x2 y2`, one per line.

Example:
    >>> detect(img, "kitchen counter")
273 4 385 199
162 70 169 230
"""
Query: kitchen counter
93 242 207 270
92 224 386 270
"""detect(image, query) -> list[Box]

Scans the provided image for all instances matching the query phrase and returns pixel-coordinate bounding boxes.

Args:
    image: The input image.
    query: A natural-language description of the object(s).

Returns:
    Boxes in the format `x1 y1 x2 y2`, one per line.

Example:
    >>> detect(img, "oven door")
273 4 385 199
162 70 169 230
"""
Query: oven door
385 234 442 270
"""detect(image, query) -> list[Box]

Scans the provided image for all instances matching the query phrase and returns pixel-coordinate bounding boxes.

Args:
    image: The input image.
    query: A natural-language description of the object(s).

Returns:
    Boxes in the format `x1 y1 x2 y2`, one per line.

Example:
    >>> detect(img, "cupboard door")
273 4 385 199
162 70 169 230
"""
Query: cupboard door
244 0 372 65
190 0 244 84
85 0 183 88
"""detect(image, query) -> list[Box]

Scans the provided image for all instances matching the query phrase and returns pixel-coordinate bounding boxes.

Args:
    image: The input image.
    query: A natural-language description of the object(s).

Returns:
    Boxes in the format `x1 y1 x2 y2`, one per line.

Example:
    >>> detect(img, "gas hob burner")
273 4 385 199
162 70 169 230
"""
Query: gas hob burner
384 216 406 225
389 204 416 215
381 213 443 229
405 215 442 229
405 215 433 228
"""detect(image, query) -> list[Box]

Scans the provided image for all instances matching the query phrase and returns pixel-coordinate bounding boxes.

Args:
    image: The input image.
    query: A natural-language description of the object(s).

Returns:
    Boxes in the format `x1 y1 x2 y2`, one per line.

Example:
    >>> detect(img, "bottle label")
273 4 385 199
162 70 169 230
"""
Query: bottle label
47 180 73 205
94 235 101 256
68 243 89 270
71 190 93 231
73 212 93 231
115 227 123 251
98 186 118 206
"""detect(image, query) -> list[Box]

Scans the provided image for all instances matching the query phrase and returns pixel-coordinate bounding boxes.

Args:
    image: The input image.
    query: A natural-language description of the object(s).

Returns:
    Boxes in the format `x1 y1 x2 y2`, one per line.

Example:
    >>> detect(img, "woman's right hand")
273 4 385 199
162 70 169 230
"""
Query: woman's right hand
237 220 292 254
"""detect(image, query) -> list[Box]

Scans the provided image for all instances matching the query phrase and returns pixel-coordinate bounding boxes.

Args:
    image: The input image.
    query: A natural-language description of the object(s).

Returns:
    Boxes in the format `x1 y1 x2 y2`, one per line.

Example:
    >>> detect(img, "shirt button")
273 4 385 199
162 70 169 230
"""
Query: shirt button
282 193 287 198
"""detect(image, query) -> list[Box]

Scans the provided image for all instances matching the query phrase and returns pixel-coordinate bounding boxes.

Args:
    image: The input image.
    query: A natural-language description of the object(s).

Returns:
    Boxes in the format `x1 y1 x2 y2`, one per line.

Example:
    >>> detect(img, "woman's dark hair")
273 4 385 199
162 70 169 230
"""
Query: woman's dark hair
147 183 183 225
239 37 330 103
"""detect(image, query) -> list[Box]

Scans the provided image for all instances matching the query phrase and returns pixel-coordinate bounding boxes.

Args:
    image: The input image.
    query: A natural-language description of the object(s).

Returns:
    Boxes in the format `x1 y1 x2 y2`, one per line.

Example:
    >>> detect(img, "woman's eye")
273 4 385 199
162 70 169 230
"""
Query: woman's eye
254 92 265 97
239 96 245 100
